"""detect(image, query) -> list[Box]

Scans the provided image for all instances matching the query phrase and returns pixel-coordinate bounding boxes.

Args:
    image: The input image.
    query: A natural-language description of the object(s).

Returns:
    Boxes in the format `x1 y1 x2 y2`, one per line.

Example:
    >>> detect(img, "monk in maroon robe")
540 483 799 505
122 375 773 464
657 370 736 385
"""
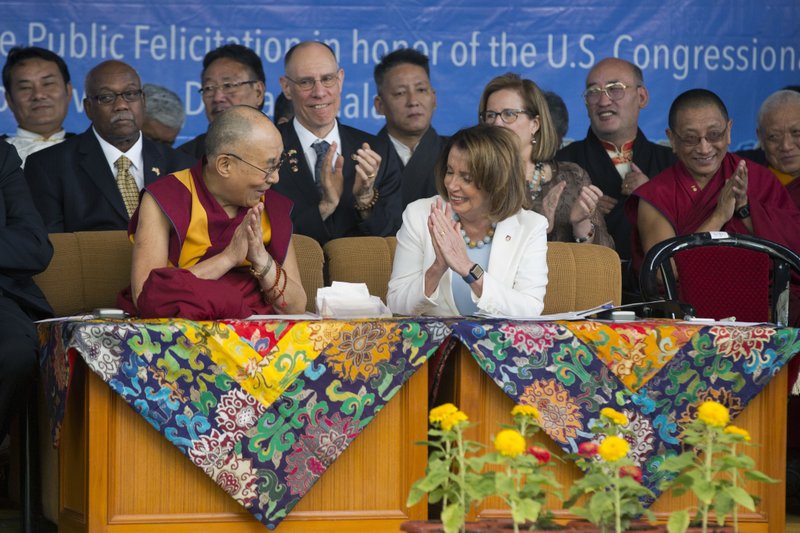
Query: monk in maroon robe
627 89 800 390
627 89 800 274
118 106 307 319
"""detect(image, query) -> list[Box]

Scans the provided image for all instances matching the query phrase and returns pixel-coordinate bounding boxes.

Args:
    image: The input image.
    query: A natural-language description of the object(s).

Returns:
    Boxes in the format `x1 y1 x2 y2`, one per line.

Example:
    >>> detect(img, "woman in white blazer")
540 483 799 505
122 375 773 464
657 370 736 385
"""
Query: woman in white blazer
388 125 548 317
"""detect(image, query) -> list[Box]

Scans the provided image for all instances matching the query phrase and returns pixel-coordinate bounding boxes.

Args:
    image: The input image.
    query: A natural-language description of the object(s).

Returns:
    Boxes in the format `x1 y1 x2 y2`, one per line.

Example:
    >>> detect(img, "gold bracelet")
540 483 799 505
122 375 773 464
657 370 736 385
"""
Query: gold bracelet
249 255 274 279
354 188 380 211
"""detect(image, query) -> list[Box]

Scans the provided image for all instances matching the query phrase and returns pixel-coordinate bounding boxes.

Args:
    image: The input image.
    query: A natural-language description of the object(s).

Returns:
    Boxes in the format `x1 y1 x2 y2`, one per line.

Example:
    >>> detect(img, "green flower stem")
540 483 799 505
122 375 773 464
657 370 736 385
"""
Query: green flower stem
456 427 467 521
443 438 452 510
613 464 622 533
732 442 739 533
702 429 714 533
508 462 519 533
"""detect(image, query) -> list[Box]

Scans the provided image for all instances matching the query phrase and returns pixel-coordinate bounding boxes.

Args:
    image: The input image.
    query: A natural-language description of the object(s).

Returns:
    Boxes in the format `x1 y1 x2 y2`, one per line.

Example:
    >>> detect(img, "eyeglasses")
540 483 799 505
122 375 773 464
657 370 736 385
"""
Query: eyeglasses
583 82 640 104
198 80 258 96
284 73 340 92
88 90 143 105
671 126 729 147
224 152 286 178
479 108 531 124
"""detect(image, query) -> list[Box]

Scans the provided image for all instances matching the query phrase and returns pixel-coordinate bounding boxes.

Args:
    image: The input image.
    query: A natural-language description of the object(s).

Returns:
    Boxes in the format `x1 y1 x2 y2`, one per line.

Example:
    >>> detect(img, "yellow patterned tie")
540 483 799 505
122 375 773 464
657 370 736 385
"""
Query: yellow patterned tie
114 155 140 217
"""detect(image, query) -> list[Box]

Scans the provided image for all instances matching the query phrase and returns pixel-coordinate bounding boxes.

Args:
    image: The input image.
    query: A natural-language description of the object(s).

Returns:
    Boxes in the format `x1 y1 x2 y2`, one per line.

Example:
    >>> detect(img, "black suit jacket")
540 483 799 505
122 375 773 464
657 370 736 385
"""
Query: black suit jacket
0 143 53 319
25 127 197 232
176 132 207 160
557 128 675 261
271 121 403 244
376 126 446 209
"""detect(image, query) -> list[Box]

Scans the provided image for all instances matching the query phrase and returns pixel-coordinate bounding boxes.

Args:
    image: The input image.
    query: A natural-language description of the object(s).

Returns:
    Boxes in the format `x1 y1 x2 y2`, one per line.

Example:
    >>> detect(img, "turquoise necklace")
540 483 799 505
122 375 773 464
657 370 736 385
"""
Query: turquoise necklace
528 161 545 200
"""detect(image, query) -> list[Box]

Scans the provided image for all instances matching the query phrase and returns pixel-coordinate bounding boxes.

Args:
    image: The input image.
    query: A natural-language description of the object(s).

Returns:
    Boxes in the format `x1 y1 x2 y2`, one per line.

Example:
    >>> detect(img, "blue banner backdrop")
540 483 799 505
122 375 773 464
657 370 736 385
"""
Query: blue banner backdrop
1 1 798 149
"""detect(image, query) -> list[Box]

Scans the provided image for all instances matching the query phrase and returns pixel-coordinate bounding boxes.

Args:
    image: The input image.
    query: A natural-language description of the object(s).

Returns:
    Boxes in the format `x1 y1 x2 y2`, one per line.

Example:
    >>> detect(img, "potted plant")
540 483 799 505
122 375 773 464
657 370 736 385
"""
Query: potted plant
565 408 660 533
485 404 564 532
404 403 495 533
657 400 778 533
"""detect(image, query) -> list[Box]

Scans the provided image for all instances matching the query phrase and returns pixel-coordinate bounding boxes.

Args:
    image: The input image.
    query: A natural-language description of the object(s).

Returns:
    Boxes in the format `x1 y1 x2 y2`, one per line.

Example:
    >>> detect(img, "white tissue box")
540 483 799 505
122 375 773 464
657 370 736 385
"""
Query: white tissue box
315 282 392 319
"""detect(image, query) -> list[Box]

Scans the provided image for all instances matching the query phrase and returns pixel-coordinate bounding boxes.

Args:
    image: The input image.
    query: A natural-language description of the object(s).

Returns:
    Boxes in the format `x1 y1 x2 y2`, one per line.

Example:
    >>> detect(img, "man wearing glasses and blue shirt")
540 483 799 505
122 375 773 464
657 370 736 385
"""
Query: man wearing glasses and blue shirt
557 57 674 268
178 44 266 159
26 60 195 232
273 41 402 245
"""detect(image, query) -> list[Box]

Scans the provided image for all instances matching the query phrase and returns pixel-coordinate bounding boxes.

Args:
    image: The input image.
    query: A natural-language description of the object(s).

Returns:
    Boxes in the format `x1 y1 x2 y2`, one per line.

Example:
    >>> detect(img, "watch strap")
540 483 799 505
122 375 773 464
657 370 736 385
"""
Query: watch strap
461 263 484 284
734 203 750 219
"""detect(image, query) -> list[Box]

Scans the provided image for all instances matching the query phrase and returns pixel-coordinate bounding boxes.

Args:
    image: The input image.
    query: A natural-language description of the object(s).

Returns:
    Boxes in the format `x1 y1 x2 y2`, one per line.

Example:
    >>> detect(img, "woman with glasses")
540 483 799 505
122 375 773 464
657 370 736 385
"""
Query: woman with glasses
478 73 613 248
119 106 307 319
388 125 548 318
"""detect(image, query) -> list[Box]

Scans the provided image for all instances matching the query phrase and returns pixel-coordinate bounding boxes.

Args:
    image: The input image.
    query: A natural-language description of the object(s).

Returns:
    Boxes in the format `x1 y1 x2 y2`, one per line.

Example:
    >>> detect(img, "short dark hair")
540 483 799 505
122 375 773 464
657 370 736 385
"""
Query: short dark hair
201 44 265 111
544 91 569 144
274 92 293 123
2 46 71 93
435 124 529 222
668 88 729 131
373 48 430 92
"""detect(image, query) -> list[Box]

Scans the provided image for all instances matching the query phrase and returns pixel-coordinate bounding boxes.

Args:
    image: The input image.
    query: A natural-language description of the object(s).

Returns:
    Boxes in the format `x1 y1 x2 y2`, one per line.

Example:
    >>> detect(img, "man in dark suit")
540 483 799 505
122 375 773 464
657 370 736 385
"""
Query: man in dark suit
274 41 402 244
0 142 52 439
557 58 675 264
177 44 266 159
373 48 445 208
26 60 195 232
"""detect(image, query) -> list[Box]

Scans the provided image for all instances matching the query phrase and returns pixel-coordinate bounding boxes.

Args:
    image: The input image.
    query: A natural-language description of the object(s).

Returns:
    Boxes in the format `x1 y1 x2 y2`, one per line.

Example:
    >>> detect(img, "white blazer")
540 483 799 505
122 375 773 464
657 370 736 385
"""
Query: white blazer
388 197 548 317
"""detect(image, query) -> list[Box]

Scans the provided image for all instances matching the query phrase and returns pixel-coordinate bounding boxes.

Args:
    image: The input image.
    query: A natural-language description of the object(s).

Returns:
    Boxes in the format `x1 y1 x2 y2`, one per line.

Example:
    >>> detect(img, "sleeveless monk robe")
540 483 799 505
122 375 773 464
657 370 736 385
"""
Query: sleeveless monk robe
626 152 800 335
117 161 293 319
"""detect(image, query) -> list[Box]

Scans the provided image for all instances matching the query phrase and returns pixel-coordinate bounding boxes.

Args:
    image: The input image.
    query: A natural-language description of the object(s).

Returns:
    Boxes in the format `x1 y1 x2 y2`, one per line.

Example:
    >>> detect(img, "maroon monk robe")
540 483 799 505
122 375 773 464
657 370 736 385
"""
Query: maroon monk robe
117 161 294 320
626 152 800 273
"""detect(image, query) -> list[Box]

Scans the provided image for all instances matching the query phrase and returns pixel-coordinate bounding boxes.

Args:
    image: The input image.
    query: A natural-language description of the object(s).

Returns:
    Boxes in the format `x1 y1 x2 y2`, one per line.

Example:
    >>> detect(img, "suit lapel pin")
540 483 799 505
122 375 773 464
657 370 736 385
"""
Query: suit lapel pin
151 167 160 176
287 149 299 173
505 235 511 241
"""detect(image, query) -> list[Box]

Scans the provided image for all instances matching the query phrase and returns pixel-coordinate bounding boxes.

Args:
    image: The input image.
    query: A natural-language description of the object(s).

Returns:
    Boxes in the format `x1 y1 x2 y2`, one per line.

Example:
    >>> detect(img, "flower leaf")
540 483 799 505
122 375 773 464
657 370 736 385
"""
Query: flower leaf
513 498 542 524
441 502 464 533
692 479 715 504
744 469 779 483
667 509 690 533
724 485 756 511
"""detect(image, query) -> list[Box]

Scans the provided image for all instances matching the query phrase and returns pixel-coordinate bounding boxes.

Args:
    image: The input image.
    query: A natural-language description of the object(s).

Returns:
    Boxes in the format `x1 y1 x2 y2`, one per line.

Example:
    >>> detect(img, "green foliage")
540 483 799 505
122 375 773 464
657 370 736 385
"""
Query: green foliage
658 414 778 533
566 408 655 533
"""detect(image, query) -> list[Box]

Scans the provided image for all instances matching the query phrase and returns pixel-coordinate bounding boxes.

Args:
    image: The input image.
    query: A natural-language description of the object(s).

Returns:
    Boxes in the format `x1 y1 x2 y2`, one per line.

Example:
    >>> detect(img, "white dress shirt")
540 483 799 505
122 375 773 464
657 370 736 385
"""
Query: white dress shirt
6 127 67 167
92 128 145 191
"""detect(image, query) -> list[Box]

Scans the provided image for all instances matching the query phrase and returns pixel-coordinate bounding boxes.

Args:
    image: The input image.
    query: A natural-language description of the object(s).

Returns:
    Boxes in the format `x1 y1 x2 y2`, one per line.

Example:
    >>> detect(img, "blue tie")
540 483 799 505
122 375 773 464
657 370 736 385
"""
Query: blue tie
312 140 330 190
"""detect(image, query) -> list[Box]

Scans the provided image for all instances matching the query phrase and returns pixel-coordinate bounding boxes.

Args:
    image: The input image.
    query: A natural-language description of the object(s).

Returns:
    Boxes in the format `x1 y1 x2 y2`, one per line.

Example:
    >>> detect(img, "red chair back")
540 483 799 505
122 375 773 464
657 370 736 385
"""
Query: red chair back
674 246 772 322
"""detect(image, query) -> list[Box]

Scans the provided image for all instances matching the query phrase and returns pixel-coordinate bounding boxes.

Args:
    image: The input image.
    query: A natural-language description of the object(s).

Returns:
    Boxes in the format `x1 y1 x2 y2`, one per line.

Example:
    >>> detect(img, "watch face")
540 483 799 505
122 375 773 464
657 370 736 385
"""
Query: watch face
470 264 484 278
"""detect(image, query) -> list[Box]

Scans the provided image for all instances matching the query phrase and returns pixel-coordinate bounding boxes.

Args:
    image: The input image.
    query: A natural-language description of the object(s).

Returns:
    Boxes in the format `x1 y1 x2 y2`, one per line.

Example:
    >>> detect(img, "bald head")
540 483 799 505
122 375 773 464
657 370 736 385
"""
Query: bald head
584 57 648 145
85 60 139 94
587 58 643 87
204 106 284 208
206 105 278 157
757 90 800 178
758 90 800 129
280 40 343 138
83 60 144 151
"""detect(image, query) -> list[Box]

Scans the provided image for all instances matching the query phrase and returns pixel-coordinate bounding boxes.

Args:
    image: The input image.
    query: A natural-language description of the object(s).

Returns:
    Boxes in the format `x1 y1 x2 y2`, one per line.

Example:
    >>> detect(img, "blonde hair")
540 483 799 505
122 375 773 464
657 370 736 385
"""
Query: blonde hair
435 125 530 222
478 72 559 162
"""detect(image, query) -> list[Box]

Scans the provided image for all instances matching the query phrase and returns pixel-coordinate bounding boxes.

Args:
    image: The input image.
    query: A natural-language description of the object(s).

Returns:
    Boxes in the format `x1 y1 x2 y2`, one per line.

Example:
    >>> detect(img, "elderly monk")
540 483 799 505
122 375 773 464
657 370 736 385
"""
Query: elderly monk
118 105 306 319
754 90 800 206
628 88 800 270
